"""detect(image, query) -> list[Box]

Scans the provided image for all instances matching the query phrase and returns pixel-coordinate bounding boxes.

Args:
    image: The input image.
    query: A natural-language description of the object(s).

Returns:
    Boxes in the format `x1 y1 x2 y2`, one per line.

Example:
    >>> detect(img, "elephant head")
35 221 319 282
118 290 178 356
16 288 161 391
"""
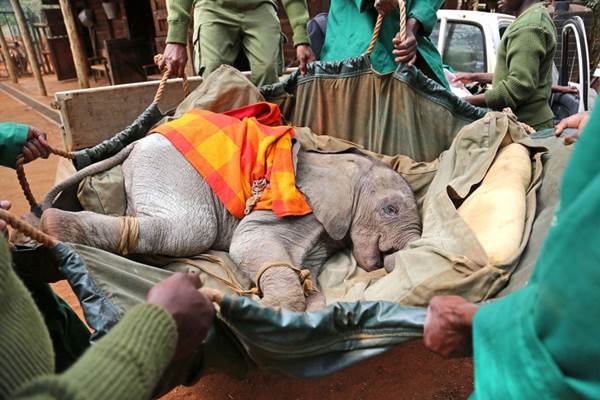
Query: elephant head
297 151 422 272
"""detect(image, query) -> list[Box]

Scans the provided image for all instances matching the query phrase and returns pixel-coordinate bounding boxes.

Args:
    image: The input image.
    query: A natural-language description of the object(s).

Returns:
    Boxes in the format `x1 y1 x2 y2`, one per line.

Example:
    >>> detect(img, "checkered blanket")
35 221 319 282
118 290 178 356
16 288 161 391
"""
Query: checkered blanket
152 102 312 218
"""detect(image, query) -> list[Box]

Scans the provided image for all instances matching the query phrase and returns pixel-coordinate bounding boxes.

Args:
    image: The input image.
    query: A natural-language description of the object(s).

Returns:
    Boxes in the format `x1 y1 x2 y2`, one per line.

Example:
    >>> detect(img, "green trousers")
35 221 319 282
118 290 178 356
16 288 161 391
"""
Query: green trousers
193 1 283 86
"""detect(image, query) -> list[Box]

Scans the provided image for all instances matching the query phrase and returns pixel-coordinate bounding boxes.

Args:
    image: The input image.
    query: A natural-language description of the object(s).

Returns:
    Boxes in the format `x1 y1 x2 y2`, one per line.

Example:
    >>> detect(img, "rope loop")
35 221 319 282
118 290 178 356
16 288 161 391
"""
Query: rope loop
153 54 190 104
366 0 407 55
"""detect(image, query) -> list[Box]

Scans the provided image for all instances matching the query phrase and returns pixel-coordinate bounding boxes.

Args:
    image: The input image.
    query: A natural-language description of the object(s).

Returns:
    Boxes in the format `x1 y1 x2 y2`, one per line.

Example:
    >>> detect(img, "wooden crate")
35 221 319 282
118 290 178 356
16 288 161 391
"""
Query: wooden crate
54 77 203 151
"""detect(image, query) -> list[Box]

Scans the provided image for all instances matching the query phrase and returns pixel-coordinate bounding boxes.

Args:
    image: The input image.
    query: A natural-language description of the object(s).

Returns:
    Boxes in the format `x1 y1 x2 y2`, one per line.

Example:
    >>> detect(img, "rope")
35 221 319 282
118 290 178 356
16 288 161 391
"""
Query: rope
116 216 139 256
255 261 319 298
244 178 267 215
366 0 407 55
152 54 190 104
367 15 384 55
0 208 57 248
16 145 76 215
169 256 259 297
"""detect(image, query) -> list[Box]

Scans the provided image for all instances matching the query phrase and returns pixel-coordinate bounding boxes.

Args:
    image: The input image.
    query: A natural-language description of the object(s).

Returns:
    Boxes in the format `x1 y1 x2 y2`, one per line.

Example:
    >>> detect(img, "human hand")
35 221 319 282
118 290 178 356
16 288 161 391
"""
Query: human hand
159 43 188 77
392 19 420 66
374 0 397 16
552 85 579 95
555 111 590 145
451 72 477 85
147 273 215 360
296 44 316 75
0 200 11 237
423 295 479 358
22 126 50 164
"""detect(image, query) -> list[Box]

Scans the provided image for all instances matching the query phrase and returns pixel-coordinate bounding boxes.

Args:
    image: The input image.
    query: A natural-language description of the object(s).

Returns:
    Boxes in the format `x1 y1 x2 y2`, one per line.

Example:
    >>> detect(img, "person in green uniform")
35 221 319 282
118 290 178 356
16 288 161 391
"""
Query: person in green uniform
1 122 92 371
161 0 315 86
453 0 556 130
320 0 449 88
423 108 600 399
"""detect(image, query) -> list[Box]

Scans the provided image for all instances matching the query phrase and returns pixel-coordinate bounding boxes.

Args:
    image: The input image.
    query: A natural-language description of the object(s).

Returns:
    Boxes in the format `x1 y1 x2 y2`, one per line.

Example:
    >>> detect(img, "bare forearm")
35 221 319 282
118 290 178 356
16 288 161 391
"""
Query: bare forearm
464 94 487 107
474 72 493 84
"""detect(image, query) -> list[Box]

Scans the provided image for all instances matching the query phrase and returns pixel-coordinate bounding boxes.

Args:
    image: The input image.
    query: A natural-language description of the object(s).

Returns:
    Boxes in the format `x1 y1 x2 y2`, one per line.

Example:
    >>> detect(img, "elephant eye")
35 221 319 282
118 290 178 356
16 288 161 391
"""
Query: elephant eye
384 205 399 216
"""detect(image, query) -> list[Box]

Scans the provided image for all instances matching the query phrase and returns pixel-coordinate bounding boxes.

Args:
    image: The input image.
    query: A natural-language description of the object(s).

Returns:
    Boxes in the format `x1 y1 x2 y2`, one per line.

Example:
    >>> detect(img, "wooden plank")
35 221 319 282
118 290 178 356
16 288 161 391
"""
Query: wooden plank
58 0 90 88
9 0 47 96
54 76 204 150
54 68 297 151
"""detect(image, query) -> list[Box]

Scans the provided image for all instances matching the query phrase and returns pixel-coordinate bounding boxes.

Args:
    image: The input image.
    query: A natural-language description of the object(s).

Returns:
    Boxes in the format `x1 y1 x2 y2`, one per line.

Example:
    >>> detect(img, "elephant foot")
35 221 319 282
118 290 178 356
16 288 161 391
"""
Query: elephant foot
41 208 121 251
258 266 306 312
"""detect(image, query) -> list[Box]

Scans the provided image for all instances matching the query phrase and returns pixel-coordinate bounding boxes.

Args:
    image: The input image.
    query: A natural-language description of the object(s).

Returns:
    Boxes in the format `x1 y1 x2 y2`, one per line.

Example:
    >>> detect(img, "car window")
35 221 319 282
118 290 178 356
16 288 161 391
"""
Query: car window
442 22 486 73
431 20 441 46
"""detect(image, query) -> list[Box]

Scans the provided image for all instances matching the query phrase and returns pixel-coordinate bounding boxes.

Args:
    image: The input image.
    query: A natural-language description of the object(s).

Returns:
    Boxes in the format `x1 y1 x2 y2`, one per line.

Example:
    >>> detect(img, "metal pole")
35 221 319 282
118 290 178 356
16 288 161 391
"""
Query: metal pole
0 26 18 83
8 0 47 96
58 0 90 88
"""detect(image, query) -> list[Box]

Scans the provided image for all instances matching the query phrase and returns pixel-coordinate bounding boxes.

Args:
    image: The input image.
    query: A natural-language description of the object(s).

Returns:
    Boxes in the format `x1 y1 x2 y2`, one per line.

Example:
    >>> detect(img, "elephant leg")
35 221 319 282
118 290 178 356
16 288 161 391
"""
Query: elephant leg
259 266 306 311
41 209 216 256
134 213 216 256
41 209 123 252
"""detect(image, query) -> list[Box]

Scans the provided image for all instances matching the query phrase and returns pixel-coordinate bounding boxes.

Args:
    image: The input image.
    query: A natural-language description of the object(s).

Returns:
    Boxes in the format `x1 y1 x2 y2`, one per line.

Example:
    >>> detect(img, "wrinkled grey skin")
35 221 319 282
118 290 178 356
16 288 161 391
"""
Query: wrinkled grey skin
41 135 421 311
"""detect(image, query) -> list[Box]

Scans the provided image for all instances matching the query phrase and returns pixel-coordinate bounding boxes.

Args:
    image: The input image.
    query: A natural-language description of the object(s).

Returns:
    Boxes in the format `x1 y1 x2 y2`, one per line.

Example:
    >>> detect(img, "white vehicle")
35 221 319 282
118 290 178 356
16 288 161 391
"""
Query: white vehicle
431 9 593 114
431 10 515 74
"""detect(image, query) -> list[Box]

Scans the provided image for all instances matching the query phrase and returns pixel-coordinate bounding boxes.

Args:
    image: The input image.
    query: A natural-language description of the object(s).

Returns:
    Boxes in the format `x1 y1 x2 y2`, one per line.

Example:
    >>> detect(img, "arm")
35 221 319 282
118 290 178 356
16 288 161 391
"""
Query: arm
392 17 421 65
452 72 494 85
280 0 310 47
165 0 194 45
0 123 49 168
462 94 487 107
280 0 315 74
407 0 444 37
12 244 213 400
162 0 195 76
423 295 479 358
14 303 178 400
391 0 444 66
0 122 28 168
484 27 548 110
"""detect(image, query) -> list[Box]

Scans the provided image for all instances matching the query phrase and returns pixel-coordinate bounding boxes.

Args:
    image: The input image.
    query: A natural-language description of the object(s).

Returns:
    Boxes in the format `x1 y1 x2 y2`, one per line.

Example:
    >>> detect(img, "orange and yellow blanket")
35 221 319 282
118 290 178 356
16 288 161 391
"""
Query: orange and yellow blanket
152 102 312 218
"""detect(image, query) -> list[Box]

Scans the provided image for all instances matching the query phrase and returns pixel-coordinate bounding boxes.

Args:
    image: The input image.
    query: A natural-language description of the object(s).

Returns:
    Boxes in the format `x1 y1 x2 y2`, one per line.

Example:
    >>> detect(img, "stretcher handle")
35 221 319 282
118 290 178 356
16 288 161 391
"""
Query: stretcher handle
366 0 407 55
153 54 191 104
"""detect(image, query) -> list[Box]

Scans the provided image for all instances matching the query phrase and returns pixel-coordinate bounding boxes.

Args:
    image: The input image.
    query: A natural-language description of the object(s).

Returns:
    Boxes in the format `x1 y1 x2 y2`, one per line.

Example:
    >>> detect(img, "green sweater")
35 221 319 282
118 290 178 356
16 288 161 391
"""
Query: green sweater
0 238 178 399
484 4 556 130
0 122 29 168
472 107 600 398
166 0 310 46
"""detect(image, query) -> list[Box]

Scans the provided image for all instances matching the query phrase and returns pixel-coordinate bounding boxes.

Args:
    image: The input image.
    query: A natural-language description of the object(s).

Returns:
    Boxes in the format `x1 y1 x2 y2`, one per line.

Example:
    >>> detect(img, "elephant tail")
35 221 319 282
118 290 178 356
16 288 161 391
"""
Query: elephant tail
41 143 137 211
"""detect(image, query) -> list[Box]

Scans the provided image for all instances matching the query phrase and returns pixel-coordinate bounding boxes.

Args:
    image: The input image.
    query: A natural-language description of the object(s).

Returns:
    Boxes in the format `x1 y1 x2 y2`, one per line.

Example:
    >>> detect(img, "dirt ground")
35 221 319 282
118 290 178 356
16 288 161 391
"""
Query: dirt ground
0 86 474 399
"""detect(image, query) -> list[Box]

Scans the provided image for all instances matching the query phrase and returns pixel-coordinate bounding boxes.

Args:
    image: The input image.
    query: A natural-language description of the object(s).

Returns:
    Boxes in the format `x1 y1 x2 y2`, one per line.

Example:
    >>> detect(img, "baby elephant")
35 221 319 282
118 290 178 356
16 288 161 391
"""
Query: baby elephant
41 134 421 311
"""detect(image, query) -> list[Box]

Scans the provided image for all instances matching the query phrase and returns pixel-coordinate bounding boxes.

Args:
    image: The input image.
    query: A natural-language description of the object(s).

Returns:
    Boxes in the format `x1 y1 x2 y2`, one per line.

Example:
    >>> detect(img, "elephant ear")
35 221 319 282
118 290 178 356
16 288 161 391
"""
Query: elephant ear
296 152 363 241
